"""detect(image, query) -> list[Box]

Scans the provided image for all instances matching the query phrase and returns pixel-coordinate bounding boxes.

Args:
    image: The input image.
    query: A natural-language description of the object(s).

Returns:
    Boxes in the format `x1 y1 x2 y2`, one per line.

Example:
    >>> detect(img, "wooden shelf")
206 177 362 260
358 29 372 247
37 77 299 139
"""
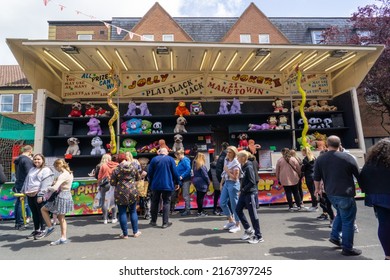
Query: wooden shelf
46 135 111 139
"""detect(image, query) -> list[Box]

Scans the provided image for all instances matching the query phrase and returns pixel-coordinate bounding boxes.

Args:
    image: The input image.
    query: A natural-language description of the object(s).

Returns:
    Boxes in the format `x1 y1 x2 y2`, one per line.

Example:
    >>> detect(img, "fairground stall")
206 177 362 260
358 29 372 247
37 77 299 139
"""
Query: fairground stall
0 39 383 218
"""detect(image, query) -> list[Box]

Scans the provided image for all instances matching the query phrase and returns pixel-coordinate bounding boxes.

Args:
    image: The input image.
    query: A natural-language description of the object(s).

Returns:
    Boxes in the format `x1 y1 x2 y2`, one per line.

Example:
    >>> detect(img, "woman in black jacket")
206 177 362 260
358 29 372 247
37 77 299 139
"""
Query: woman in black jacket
301 147 318 211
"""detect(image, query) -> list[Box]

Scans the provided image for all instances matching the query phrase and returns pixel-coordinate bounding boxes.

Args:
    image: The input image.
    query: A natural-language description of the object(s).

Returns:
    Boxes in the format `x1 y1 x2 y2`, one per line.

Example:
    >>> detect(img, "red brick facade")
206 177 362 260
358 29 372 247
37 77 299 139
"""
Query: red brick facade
53 25 109 40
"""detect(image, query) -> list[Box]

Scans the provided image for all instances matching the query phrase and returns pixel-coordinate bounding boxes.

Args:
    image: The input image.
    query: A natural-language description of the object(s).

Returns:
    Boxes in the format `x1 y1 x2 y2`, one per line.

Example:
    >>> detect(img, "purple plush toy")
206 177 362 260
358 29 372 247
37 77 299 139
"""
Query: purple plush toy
248 123 270 131
138 102 152 116
124 101 137 116
87 117 103 136
229 98 242 114
217 99 230 114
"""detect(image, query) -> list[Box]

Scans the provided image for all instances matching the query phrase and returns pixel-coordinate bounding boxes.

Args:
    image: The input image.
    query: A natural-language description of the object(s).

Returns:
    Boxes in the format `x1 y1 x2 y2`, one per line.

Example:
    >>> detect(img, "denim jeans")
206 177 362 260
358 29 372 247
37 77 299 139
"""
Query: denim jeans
181 180 191 211
220 180 240 222
328 195 357 250
14 197 23 226
374 205 390 257
117 203 138 236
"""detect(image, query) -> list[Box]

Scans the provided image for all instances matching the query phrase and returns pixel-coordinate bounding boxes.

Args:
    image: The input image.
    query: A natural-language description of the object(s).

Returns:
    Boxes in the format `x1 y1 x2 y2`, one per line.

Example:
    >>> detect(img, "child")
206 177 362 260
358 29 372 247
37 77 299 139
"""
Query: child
192 153 210 216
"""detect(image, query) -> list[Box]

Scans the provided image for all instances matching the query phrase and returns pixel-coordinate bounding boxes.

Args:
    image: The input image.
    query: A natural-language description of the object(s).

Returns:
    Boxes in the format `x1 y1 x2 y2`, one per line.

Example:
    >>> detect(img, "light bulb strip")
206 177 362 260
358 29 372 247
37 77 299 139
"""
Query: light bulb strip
239 52 255 71
199 50 208 71
325 53 357 72
225 51 238 71
253 53 271 71
211 51 221 71
43 50 70 71
279 52 302 71
303 53 330 71
96 49 112 69
115 49 128 71
152 50 159 71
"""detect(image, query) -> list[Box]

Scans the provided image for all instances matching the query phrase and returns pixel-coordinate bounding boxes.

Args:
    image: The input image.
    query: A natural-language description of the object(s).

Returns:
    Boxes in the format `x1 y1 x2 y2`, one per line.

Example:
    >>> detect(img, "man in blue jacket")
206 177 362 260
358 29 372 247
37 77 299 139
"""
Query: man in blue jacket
148 148 180 228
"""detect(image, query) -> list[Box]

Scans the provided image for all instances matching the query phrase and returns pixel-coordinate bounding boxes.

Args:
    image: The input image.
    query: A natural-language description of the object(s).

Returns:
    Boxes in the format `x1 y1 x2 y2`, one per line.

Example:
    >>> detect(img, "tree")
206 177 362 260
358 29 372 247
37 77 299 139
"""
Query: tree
322 0 390 135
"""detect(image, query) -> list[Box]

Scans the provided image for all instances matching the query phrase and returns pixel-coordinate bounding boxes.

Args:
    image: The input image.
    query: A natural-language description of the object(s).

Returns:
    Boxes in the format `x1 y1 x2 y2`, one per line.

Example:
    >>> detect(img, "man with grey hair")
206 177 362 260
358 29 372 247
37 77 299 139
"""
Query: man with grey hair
148 148 180 228
314 135 361 256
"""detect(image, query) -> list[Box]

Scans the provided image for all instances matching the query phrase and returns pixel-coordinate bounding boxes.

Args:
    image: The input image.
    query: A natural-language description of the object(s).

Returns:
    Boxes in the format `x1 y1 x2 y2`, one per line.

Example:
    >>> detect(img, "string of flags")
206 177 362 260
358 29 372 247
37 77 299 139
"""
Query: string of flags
42 0 151 40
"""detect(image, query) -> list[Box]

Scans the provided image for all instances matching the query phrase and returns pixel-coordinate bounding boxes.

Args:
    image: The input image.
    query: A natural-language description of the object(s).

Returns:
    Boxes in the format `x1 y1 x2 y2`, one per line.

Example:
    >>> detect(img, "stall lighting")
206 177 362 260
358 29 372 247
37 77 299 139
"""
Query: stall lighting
199 50 208 71
325 53 357 72
255 48 271 56
303 53 330 71
115 49 128 71
299 51 318 67
211 51 221 71
96 49 112 69
43 49 70 71
63 52 85 71
239 52 255 71
170 50 174 71
61 45 79 54
156 46 169 55
279 52 302 71
225 51 238 71
152 50 159 71
253 52 270 71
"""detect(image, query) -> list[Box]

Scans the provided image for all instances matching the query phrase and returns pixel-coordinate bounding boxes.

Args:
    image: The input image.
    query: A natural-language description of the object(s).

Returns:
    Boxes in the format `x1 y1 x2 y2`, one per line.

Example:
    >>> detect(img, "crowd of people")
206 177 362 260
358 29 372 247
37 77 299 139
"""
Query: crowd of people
6 136 389 259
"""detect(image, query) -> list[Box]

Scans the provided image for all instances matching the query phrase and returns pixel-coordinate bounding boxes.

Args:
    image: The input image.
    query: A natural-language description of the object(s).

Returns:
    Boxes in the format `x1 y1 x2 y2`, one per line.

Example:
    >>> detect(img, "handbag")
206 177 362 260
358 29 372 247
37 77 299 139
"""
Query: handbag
136 179 148 197
99 177 110 189
47 191 59 202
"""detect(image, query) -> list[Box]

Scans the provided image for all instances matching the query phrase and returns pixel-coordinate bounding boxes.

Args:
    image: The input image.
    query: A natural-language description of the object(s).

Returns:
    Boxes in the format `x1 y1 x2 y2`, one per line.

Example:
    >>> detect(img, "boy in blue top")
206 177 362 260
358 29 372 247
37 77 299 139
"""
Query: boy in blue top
174 149 192 216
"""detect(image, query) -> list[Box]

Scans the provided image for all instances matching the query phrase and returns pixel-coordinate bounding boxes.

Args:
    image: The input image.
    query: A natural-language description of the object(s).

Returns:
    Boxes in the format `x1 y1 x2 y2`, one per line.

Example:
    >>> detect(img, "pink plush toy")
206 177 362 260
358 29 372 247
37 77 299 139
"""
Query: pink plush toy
267 115 278 130
87 117 103 136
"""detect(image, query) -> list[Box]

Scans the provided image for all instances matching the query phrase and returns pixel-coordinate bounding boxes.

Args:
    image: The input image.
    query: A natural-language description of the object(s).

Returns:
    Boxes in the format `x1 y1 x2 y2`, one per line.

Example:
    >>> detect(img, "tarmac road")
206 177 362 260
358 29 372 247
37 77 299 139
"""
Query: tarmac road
0 199 384 260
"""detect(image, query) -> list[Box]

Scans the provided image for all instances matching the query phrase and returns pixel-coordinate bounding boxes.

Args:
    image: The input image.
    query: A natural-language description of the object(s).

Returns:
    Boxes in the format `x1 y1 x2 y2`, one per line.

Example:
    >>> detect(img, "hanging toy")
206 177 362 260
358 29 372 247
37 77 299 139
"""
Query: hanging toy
296 67 309 148
107 68 120 154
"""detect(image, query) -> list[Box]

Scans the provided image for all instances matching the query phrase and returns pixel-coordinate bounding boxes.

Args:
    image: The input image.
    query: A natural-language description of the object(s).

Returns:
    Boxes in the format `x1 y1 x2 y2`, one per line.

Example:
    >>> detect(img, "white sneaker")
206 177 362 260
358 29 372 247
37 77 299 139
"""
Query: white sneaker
223 222 236 230
103 220 108 224
354 224 359 233
229 225 241 233
111 218 118 224
241 228 254 240
308 206 319 212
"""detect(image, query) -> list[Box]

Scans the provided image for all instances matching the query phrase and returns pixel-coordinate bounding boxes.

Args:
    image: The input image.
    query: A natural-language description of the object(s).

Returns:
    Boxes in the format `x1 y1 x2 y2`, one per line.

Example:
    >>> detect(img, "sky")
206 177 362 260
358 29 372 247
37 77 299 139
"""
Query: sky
0 0 380 65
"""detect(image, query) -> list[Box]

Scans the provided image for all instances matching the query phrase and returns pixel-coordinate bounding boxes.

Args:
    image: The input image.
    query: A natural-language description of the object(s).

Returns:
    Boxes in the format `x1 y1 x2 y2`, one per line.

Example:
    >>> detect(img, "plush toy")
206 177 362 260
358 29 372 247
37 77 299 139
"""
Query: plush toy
138 102 152 116
68 101 83 117
308 117 322 129
247 139 261 155
238 133 249 149
126 118 142 134
158 139 171 152
172 134 184 152
124 101 138 116
137 140 159 153
267 115 278 130
229 98 242 114
141 120 153 134
87 117 103 136
272 98 288 113
277 115 291 130
307 100 321 112
152 122 163 134
65 137 80 155
217 99 230 114
96 106 110 117
318 100 337 111
120 121 127 134
84 102 97 117
190 101 205 115
248 123 270 130
313 132 327 151
174 116 187 133
175 101 190 116
119 138 137 156
90 136 106 156
292 100 304 112
297 135 316 150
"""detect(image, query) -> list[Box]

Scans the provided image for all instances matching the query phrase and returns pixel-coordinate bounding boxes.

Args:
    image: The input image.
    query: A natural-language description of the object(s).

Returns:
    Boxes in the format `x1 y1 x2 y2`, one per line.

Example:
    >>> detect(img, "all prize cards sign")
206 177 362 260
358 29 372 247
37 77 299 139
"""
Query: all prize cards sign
286 73 331 96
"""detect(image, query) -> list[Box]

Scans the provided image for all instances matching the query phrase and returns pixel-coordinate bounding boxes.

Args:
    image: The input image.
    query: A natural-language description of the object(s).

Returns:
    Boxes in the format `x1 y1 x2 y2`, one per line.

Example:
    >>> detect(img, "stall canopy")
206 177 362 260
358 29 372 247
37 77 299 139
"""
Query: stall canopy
6 39 384 99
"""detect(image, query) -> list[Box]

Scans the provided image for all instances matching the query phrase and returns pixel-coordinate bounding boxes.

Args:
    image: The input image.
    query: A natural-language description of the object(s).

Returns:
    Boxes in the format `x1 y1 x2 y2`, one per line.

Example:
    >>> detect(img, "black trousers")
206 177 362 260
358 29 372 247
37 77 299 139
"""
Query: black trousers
27 195 46 231
151 190 172 225
284 184 302 208
236 193 262 239
196 191 206 213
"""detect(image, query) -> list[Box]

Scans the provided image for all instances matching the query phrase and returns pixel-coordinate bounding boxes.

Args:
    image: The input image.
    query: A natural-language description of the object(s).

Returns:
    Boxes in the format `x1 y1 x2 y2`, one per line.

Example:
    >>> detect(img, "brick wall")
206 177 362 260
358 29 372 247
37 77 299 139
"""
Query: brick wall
55 25 109 40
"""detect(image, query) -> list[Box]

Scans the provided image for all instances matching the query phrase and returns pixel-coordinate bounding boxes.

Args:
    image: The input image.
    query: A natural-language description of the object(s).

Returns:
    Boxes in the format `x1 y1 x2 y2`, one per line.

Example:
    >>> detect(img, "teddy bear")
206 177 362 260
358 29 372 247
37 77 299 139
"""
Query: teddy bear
84 102 97 117
277 115 291 130
229 98 242 114
217 99 230 114
141 120 153 134
307 100 321 112
65 137 80 155
119 138 137 156
124 101 138 116
138 102 152 116
238 133 249 149
152 122 163 134
96 106 110 117
247 139 261 155
68 101 83 117
292 100 305 112
318 100 337 111
267 115 278 130
174 116 187 133
175 101 190 116
248 123 270 131
172 134 184 152
190 101 205 115
90 136 106 156
272 98 288 113
87 117 103 136
126 118 142 134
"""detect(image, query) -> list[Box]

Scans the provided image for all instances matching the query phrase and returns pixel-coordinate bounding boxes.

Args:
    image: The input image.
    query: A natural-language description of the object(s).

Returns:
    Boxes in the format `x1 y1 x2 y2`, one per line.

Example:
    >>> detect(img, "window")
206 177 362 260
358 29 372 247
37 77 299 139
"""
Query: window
365 93 380 104
77 34 93 40
259 34 270 44
0 95 14 112
162 34 174 41
311 30 324 44
357 30 371 45
19 94 33 112
142 34 154 41
240 34 251 43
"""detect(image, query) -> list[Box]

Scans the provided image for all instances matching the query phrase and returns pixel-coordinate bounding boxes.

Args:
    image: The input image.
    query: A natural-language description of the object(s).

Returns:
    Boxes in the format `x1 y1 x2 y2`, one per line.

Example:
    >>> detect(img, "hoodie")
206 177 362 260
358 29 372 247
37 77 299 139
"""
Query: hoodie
98 160 119 182
13 155 34 192
110 161 140 205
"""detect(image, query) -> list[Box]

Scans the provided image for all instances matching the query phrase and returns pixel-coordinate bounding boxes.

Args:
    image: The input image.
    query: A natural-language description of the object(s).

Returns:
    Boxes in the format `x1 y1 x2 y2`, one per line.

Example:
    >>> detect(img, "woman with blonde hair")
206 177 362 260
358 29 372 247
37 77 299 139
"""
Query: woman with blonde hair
220 146 242 233
191 153 210 216
39 159 74 245
301 146 318 211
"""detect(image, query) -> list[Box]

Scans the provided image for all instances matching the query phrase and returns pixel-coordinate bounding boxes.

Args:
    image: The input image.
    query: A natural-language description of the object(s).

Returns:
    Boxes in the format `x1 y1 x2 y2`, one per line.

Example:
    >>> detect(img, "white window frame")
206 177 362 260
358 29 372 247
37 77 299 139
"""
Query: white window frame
311 30 324 44
142 34 155 41
18 94 33 112
0 94 14 112
240 34 251 43
162 34 174 41
259 34 270 44
77 34 93 40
